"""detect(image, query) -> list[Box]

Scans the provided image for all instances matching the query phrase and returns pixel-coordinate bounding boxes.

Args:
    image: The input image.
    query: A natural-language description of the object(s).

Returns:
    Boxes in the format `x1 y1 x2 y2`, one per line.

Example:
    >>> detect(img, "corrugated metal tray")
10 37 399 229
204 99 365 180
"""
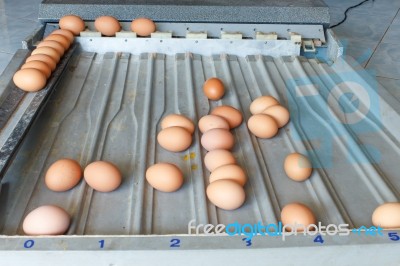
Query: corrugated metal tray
1 44 400 236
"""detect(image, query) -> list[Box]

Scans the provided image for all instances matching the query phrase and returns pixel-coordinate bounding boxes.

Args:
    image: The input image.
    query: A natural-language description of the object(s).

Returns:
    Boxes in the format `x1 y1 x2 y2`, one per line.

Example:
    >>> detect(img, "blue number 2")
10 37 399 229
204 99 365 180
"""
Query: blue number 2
170 239 180 248
314 235 324 244
388 232 400 241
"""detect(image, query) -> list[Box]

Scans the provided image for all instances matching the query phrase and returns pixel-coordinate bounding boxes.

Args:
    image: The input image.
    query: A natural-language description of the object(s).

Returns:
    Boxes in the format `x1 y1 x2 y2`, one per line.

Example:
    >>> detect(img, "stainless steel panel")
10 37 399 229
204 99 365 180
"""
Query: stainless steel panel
1 50 399 238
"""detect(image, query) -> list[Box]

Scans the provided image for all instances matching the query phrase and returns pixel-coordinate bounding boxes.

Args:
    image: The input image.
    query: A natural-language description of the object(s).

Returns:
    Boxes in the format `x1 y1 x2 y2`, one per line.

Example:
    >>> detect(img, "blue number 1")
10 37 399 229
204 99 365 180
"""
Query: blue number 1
99 240 105 248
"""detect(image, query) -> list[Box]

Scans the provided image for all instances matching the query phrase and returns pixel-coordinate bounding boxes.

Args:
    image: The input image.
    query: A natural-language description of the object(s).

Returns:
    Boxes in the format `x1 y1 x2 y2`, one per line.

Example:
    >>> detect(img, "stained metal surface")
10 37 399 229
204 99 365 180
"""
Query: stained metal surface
0 49 399 238
0 45 76 179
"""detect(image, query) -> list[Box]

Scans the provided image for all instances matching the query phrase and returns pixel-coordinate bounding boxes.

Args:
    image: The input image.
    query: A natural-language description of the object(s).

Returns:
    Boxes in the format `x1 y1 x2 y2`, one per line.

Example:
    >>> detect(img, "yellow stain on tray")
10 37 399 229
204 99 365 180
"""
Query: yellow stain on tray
183 152 196 161
191 164 198 170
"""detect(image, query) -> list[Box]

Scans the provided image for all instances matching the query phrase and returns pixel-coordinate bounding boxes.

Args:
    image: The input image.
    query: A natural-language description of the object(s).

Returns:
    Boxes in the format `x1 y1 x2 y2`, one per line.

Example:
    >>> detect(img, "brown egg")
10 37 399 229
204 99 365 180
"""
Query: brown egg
94 16 121 36
44 34 71 50
372 202 400 229
131 17 156 37
26 54 57 71
59 15 85 35
23 205 70 235
284 153 312 182
206 179 245 210
13 68 47 92
45 158 82 192
203 77 225 100
21 60 52 78
37 40 65 55
198 115 230 133
262 105 290 128
250 95 280 115
157 126 192 152
84 161 122 192
210 105 243 129
247 114 278 138
209 164 247 186
201 128 234 151
204 149 236 172
161 114 195 134
281 202 316 231
50 29 75 43
146 163 184 192
31 47 61 63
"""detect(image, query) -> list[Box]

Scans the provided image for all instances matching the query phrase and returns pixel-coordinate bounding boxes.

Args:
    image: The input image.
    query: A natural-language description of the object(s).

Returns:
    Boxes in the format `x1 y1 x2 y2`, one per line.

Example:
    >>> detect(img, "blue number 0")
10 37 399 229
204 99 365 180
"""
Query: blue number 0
170 239 180 248
24 240 35 249
388 232 400 241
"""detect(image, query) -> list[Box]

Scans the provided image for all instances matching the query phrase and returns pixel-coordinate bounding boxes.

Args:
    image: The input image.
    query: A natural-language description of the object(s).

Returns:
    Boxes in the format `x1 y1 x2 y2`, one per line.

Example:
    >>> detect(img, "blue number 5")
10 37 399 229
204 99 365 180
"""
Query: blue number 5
388 232 400 241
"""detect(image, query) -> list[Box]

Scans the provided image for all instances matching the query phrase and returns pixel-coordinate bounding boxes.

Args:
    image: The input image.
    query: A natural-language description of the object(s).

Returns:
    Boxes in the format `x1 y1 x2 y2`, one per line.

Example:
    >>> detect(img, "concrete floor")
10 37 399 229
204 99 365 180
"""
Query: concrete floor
0 0 399 98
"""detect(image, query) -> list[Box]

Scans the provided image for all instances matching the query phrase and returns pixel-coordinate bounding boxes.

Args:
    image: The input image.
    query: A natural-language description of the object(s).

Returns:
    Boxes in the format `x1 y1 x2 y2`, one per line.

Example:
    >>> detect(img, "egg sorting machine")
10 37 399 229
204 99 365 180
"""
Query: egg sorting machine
1 0 400 265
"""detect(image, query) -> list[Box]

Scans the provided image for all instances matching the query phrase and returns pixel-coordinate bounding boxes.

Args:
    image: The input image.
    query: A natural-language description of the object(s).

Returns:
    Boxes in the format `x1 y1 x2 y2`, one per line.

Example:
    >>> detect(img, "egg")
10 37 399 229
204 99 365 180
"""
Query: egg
281 202 316 231
22 205 70 235
203 77 225 100
146 163 184 192
31 47 61 63
250 96 279 115
21 60 52 78
94 16 121 36
45 158 82 192
206 179 245 210
59 15 86 35
284 153 312 181
50 29 75 43
13 68 47 92
247 114 278 138
262 105 290 128
201 128 234 151
209 164 247 186
84 161 122 192
210 105 243 129
26 54 57 71
198 115 230 133
37 40 65 55
372 202 400 229
161 114 195 134
44 34 71 50
131 17 156 37
204 149 236 172
157 126 192 152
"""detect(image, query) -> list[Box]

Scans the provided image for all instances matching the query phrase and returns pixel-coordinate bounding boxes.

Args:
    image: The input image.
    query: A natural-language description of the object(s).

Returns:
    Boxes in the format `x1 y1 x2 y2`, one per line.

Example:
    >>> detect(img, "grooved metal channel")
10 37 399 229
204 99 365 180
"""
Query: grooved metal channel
1 51 400 236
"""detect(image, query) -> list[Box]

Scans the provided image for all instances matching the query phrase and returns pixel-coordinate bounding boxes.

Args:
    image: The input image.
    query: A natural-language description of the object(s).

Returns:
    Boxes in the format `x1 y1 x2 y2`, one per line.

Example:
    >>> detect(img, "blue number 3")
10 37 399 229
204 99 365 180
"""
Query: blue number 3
242 238 252 247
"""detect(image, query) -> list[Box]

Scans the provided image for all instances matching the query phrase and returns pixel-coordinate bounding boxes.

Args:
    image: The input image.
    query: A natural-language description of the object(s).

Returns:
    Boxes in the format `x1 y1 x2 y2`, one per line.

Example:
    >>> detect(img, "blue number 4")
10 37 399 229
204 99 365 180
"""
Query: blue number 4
314 235 324 244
